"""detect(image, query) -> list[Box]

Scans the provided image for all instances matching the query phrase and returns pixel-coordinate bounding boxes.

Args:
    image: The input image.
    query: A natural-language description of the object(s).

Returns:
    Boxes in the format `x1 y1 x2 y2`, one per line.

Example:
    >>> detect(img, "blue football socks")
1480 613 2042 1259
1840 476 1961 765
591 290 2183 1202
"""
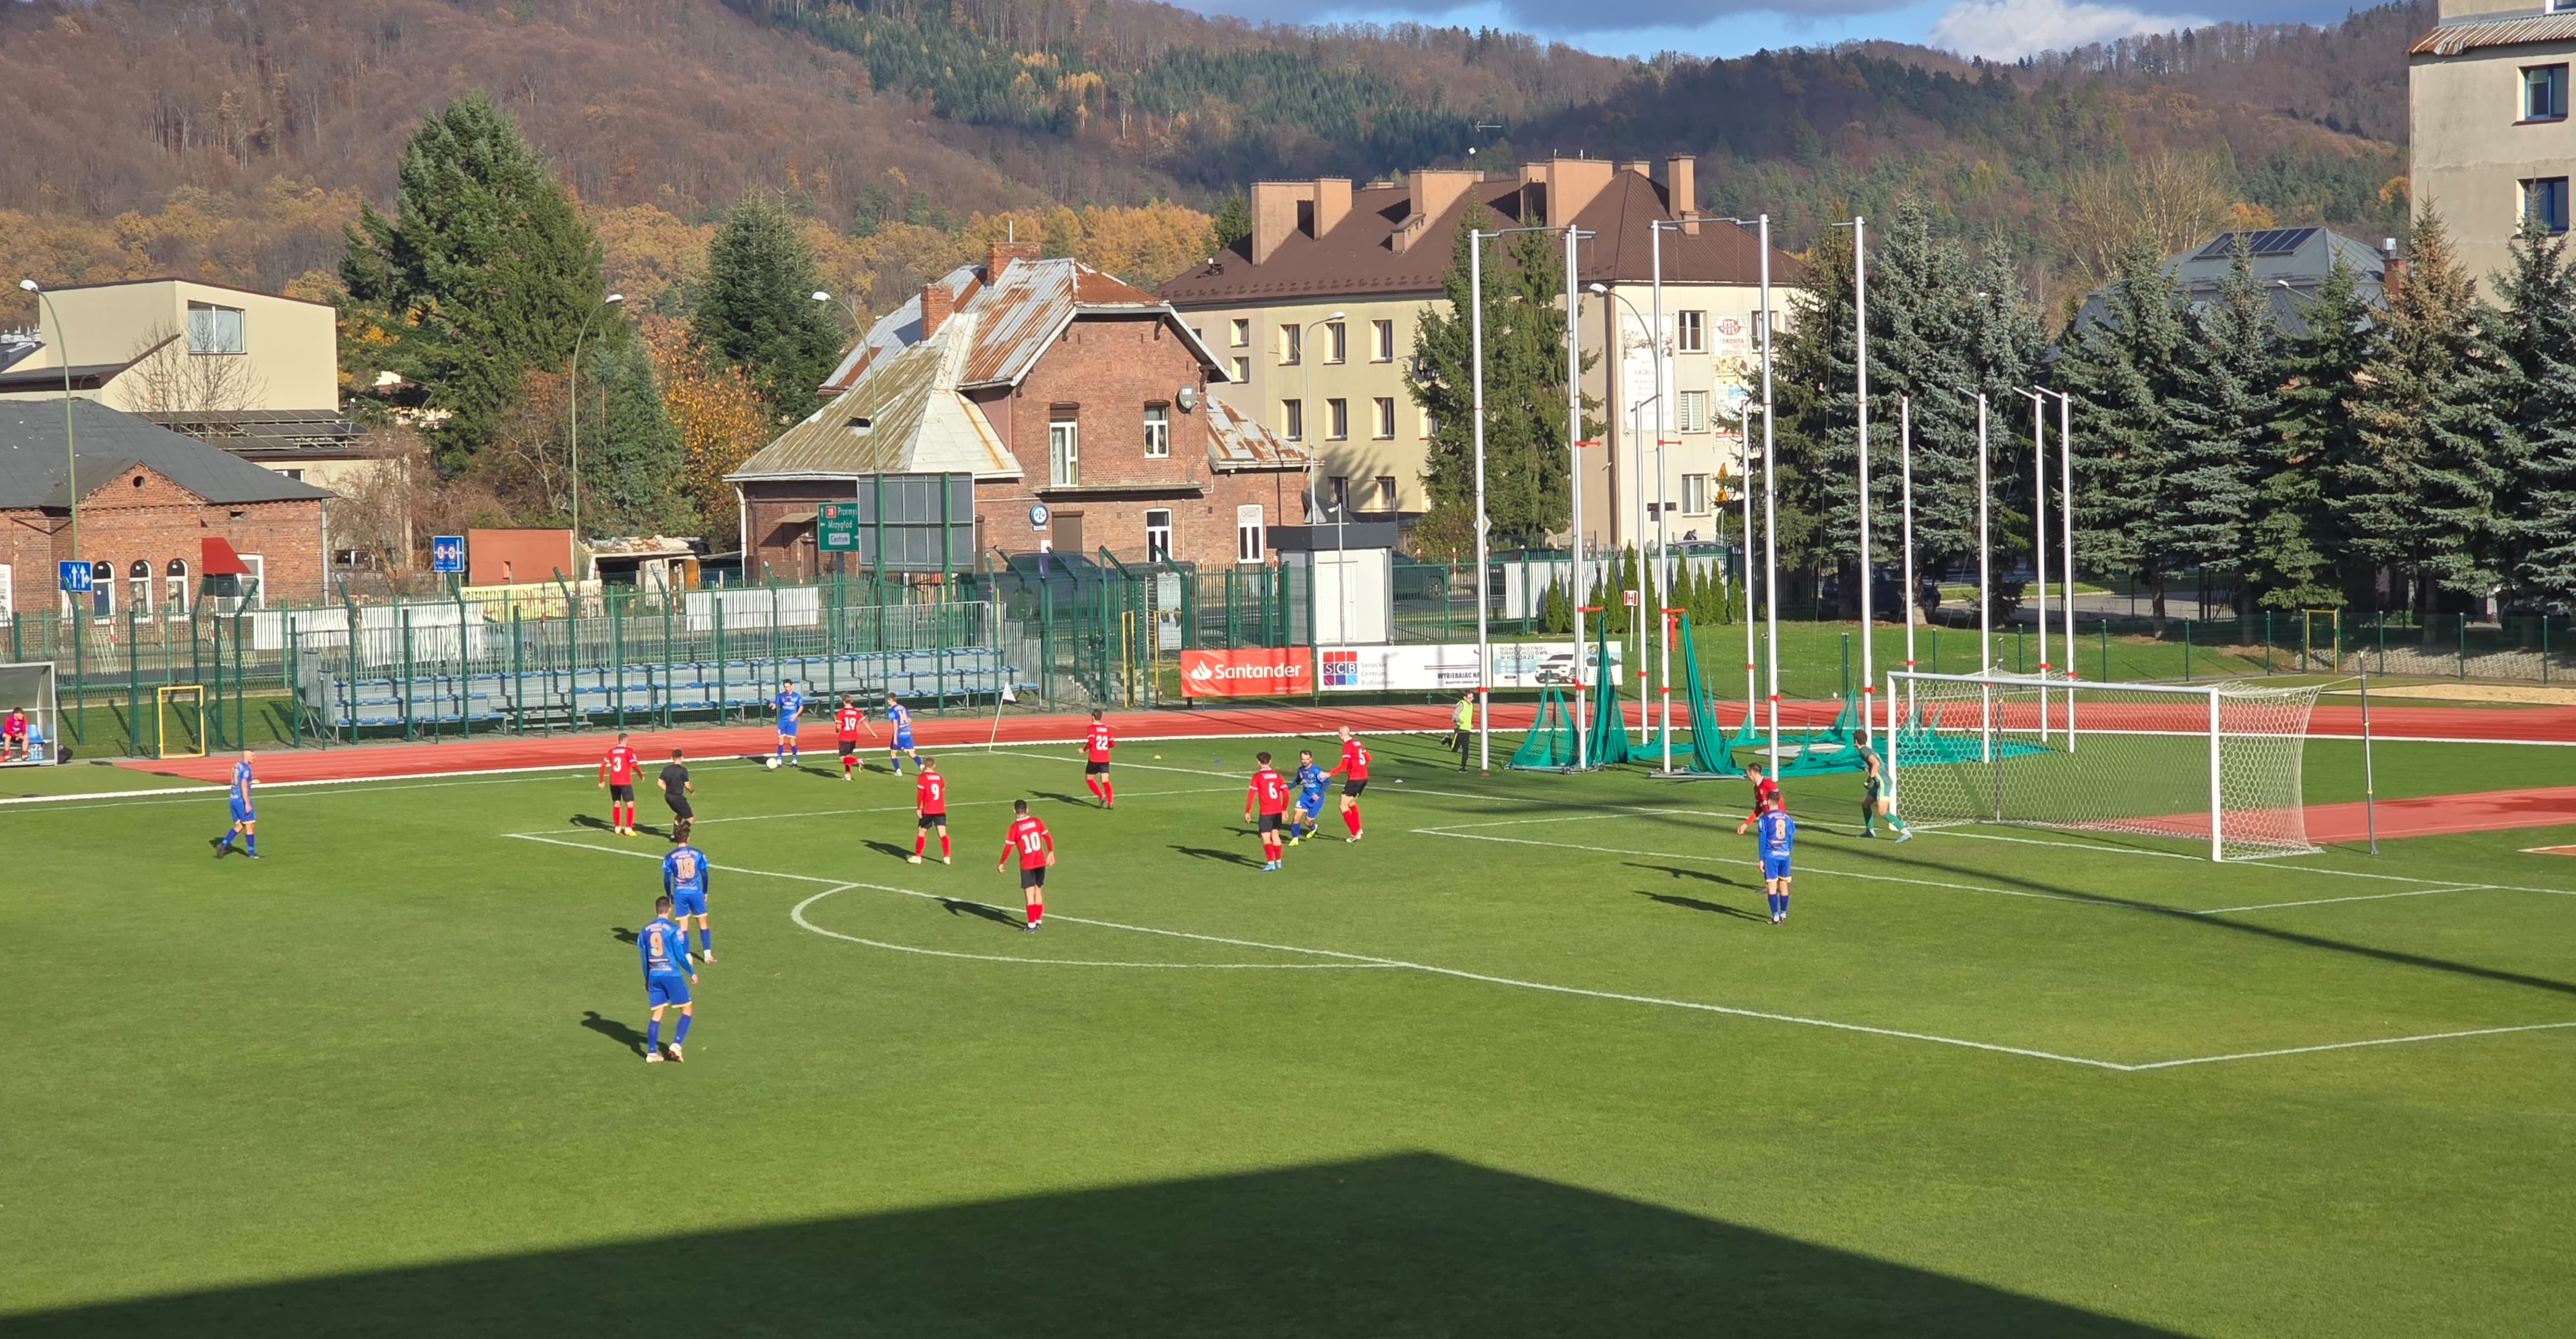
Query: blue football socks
214 831 233 851
675 1014 692 1044
698 928 711 950
647 1018 662 1049
244 834 257 857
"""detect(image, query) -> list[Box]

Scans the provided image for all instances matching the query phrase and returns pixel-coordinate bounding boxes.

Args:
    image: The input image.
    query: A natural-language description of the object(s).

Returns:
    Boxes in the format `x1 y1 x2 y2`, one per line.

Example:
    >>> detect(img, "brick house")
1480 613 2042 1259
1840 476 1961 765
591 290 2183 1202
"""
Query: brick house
728 242 1312 579
0 399 332 617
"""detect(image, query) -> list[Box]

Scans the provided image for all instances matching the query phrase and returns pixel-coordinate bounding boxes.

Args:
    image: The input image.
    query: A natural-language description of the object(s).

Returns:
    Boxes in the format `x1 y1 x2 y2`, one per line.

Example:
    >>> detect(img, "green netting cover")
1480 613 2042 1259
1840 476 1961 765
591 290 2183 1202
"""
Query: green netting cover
1507 686 1580 770
1585 622 1635 766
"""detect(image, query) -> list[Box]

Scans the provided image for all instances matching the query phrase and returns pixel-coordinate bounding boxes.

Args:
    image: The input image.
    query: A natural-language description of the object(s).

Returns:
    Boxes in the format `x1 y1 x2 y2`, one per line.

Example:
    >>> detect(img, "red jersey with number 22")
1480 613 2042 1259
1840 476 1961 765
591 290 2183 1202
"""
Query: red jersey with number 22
836 706 865 740
1248 767 1288 815
916 770 946 816
601 745 639 785
1084 721 1113 763
1333 739 1370 781
1006 814 1053 869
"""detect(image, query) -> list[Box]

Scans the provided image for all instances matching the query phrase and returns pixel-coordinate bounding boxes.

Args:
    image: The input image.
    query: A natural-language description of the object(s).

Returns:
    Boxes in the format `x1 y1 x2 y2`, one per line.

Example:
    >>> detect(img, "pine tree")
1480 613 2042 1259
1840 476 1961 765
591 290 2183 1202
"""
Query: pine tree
2258 254 2375 610
2055 235 2191 616
2166 235 2272 604
692 192 844 427
2491 221 2576 607
2350 210 2513 618
582 339 690 535
341 93 608 464
1864 200 1982 594
1211 188 1251 250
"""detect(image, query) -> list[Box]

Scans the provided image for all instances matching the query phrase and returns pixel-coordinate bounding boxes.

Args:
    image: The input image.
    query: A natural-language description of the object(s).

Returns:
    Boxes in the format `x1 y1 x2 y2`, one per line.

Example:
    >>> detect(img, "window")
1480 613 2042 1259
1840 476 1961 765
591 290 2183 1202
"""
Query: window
281 468 304 482
1145 509 1173 562
1372 319 1395 362
128 560 151 615
2526 177 2571 235
165 559 188 617
1330 476 1350 512
186 302 246 355
1676 390 1710 432
0 565 12 619
1325 397 1348 441
1375 476 1398 511
1676 310 1706 353
1235 505 1264 564
1419 407 1434 438
1373 396 1396 439
1280 324 1302 366
1282 398 1304 441
1049 415 1081 487
1143 404 1170 458
240 553 265 607
1682 474 1711 515
90 560 112 619
1231 357 1250 383
1324 320 1346 364
1231 318 1250 347
2527 65 2569 121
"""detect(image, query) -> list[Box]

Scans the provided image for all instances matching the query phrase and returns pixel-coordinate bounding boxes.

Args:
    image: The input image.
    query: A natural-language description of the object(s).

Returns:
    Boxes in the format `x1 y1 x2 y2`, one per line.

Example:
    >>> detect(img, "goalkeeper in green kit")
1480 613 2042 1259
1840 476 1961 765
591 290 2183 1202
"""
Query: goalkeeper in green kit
1857 737 1910 841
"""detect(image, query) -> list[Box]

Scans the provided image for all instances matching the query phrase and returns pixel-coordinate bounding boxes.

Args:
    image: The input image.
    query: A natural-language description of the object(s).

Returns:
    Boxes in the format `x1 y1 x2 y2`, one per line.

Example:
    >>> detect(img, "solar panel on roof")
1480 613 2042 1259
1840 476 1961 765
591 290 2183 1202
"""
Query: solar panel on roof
2193 227 2320 260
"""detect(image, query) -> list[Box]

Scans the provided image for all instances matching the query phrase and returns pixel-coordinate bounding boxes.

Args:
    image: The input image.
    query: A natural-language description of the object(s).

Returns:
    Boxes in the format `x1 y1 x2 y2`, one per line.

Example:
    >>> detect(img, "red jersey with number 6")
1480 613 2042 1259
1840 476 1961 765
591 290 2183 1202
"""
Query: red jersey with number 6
916 770 947 816
1005 814 1054 869
1248 766 1288 815
600 744 639 785
836 706 865 740
1332 738 1370 781
1084 721 1114 763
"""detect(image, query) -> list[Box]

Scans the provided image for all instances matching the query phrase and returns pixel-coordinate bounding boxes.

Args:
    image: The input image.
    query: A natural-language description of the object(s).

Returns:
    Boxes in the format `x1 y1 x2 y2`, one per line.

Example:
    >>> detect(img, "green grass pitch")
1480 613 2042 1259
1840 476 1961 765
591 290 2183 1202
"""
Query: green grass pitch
9 733 2574 1335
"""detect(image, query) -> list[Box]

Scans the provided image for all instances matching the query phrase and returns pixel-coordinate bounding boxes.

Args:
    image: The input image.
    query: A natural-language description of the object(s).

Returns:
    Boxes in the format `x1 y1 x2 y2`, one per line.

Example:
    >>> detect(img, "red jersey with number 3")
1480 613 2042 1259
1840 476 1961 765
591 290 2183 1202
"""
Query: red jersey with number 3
1248 766 1288 815
836 706 865 740
1334 739 1370 781
601 745 639 785
916 770 946 815
1084 721 1113 763
1006 814 1053 869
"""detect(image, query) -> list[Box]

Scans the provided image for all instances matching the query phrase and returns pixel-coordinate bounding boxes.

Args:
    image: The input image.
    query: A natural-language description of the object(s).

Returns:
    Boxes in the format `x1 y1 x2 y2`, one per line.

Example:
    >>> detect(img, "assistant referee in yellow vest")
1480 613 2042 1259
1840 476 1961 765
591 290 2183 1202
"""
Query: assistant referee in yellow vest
1451 691 1476 771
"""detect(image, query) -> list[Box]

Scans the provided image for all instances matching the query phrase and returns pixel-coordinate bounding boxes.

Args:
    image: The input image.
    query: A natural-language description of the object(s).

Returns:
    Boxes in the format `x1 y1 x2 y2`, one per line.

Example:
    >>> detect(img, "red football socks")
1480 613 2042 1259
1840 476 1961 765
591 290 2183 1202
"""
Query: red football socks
939 833 951 858
1102 780 1114 804
1026 902 1041 926
914 833 927 857
1343 808 1360 835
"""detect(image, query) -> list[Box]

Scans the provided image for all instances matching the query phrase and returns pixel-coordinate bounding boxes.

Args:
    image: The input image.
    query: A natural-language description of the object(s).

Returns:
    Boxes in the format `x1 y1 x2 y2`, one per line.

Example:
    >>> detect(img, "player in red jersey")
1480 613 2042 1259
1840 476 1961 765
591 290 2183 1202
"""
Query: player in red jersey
1734 762 1783 836
598 732 642 835
1081 708 1115 808
1244 750 1290 871
1322 726 1370 842
2 705 26 761
909 756 951 864
998 799 1055 931
833 695 875 781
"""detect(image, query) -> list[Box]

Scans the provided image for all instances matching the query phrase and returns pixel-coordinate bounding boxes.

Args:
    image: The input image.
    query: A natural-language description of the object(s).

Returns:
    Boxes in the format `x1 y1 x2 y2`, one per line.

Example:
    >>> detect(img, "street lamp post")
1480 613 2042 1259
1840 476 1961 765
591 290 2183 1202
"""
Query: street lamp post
18 280 78 598
1300 311 1347 642
811 290 864 332
569 293 625 544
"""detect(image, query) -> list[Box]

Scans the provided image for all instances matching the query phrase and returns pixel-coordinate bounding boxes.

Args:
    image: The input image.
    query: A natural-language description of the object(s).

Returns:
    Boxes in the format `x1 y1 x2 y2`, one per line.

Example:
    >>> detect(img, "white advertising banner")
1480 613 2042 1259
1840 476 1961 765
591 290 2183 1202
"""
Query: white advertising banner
1316 641 1624 693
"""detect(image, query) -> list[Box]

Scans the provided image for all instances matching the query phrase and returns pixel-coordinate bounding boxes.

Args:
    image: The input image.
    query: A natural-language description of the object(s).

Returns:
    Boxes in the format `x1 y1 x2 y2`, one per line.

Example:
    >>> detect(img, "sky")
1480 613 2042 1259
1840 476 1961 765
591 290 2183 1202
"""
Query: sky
1174 0 2359 61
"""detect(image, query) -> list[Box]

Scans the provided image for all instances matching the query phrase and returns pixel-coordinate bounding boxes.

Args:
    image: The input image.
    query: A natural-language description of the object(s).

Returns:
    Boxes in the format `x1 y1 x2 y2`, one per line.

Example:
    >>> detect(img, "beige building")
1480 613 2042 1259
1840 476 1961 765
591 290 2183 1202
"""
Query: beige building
2410 0 2576 294
1157 157 1796 553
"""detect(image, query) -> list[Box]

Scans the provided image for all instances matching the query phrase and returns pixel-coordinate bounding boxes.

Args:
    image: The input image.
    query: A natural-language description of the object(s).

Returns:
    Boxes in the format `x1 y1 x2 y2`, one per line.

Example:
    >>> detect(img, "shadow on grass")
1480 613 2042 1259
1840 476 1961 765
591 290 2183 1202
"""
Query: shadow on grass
939 897 1023 928
568 813 619 833
1169 843 1261 868
578 1010 645 1057
1638 890 1770 922
862 840 920 863
1628 861 1750 890
2 1152 2189 1337
608 927 638 945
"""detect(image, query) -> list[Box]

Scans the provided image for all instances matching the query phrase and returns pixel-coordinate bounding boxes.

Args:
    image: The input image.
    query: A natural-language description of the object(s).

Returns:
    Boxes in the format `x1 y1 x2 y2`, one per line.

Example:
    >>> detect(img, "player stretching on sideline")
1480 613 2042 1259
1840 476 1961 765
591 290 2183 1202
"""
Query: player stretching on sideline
600 732 642 835
1757 800 1797 925
834 695 874 781
1856 738 1911 842
1734 762 1783 836
884 693 919 775
664 834 715 963
639 895 698 1061
1286 748 1328 844
999 799 1055 930
910 756 951 864
772 679 805 768
1323 727 1370 842
1246 751 1290 871
211 749 259 858
658 749 695 843
1082 709 1115 808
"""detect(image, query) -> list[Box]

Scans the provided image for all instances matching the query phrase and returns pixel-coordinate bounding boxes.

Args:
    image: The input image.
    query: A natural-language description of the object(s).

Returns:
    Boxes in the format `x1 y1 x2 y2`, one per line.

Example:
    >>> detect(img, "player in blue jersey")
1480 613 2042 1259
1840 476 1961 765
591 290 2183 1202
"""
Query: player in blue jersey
639 894 698 1062
772 679 804 767
882 692 918 775
1285 748 1329 844
1756 800 1796 925
210 749 260 859
663 834 715 964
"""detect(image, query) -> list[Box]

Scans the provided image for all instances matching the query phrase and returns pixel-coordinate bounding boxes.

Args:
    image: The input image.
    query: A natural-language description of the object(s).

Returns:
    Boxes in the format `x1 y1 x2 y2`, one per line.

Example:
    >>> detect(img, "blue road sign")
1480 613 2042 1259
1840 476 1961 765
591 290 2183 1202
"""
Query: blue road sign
431 535 466 574
57 560 90 594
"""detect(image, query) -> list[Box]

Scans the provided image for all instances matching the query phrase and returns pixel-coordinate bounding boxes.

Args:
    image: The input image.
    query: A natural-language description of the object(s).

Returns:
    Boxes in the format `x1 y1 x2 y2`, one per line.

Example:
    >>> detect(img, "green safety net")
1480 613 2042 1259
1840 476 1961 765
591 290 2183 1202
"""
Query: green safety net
1506 685 1580 770
1585 621 1635 766
1671 615 1735 775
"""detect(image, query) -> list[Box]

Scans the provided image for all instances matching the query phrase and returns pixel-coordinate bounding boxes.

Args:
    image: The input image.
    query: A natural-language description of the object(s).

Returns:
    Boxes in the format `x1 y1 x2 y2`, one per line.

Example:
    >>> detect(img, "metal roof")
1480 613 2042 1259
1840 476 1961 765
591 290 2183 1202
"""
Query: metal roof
732 308 1020 484
2411 14 2576 54
0 399 335 508
1205 396 1309 471
2067 228 2389 343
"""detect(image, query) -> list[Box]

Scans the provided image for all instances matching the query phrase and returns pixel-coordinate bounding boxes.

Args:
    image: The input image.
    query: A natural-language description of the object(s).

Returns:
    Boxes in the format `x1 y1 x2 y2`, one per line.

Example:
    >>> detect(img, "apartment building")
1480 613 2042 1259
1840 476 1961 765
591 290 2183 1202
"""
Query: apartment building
2411 0 2576 292
1158 157 1797 552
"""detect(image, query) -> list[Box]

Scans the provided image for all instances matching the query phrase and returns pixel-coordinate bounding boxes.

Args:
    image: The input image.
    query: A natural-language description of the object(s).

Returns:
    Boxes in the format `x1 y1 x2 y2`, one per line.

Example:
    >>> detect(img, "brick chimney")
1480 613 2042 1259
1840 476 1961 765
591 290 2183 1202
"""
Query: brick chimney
919 282 953 340
987 238 1040 279
1391 170 1480 254
2380 236 2407 296
1665 154 1699 234
1313 178 1352 238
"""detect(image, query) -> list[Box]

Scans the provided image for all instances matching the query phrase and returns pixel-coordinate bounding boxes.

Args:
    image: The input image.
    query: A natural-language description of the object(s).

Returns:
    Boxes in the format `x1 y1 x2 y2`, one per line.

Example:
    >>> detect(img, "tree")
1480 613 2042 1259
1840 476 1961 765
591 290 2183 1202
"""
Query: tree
645 317 772 543
122 322 270 414
2055 235 2191 616
2258 254 2376 610
2491 221 2576 607
692 192 844 426
340 93 609 464
2059 149 2233 296
581 338 691 535
2165 235 2272 607
1211 188 1251 250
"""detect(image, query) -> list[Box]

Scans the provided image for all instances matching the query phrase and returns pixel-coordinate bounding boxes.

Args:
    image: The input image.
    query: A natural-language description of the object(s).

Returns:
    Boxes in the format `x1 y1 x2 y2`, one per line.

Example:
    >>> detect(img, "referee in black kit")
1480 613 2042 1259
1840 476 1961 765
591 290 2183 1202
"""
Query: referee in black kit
658 748 697 842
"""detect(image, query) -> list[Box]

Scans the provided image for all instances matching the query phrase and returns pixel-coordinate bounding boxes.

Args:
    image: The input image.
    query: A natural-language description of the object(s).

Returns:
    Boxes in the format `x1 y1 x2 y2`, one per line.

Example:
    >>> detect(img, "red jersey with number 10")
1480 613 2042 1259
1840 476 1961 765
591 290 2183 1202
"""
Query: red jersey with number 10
836 706 865 740
1005 814 1053 869
1084 722 1113 763
601 745 639 785
1248 767 1288 815
916 770 946 815
1333 738 1370 781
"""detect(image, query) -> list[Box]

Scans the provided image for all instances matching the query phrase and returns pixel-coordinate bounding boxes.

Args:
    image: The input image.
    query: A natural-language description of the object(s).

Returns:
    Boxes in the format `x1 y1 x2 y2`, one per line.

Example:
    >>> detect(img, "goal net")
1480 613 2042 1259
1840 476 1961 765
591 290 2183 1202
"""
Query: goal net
1886 671 2321 861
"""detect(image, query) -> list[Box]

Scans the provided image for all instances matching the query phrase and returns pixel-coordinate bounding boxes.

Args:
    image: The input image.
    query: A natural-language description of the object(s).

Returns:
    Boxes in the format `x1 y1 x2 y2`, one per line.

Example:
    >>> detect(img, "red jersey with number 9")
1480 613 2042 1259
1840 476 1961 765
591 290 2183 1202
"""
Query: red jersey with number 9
1006 814 1053 869
1084 721 1113 762
836 706 864 740
916 770 947 815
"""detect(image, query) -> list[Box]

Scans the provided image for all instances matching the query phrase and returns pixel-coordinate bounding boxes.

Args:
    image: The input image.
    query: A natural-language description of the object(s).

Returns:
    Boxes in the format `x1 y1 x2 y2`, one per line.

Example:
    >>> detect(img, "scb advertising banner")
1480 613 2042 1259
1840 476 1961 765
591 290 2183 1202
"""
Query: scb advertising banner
1180 647 1315 697
1317 642 1623 693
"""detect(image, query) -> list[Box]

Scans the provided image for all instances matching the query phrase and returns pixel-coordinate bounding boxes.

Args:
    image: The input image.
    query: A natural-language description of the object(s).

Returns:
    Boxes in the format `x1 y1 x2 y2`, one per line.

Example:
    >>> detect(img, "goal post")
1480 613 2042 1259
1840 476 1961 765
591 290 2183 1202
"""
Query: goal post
156 685 208 760
0 660 60 765
1887 670 2320 862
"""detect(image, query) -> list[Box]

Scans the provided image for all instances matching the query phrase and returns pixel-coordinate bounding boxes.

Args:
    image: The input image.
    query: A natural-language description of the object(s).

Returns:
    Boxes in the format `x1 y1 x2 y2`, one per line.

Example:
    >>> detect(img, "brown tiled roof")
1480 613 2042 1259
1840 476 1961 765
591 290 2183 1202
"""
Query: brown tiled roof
2410 14 2576 54
1158 172 1797 307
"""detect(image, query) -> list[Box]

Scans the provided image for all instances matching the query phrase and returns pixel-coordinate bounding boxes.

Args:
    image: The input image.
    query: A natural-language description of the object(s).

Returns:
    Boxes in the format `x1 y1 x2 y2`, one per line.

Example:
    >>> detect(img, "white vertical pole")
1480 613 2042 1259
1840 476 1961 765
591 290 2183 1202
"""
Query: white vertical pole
1854 216 1873 749
1884 669 1900 811
1652 225 1673 774
1741 400 1756 731
2029 390 2048 742
1472 231 1491 773
1758 215 1780 776
1901 395 1915 724
2060 390 2077 753
1566 226 1584 773
2208 685 2224 862
1976 391 1991 764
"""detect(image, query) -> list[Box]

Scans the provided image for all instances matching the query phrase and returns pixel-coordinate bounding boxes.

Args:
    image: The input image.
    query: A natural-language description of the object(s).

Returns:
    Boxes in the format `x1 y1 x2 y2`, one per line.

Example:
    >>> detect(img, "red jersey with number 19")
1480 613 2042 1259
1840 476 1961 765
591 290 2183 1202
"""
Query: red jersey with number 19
1248 766 1288 815
1084 722 1113 763
600 745 639 785
916 770 946 816
835 706 865 740
1005 814 1053 869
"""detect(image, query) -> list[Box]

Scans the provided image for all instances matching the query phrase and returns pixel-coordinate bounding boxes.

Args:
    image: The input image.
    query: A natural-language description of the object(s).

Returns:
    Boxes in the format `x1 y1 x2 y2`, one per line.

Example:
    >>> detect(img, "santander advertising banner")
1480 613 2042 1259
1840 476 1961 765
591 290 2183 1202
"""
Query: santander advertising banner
1180 647 1315 698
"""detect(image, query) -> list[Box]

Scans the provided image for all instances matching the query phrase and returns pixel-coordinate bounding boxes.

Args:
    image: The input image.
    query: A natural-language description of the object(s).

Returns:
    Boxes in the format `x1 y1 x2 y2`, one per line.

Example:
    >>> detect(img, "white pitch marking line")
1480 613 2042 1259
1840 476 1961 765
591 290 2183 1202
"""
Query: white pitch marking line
2191 885 2495 915
2126 1020 2576 1070
790 887 1393 970
1411 828 2109 906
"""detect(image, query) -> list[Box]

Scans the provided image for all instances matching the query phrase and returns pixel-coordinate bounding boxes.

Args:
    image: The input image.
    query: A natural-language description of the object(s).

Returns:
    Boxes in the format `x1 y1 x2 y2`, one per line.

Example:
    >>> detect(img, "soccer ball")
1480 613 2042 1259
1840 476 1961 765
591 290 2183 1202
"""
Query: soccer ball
764 757 780 771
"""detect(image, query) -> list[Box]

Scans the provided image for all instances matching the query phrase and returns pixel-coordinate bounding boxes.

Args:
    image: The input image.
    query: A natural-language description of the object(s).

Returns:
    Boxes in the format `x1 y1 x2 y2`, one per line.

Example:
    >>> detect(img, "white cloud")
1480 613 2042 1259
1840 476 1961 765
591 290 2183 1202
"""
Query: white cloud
1928 0 2207 59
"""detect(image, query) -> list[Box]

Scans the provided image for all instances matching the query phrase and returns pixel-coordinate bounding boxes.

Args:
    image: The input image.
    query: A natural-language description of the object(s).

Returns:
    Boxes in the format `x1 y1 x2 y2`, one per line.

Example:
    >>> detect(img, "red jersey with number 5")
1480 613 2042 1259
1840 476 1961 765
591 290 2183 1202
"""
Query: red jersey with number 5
916 770 946 815
1005 814 1053 869
1248 766 1288 814
601 745 639 785
1332 738 1370 781
836 706 865 740
1084 721 1113 763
